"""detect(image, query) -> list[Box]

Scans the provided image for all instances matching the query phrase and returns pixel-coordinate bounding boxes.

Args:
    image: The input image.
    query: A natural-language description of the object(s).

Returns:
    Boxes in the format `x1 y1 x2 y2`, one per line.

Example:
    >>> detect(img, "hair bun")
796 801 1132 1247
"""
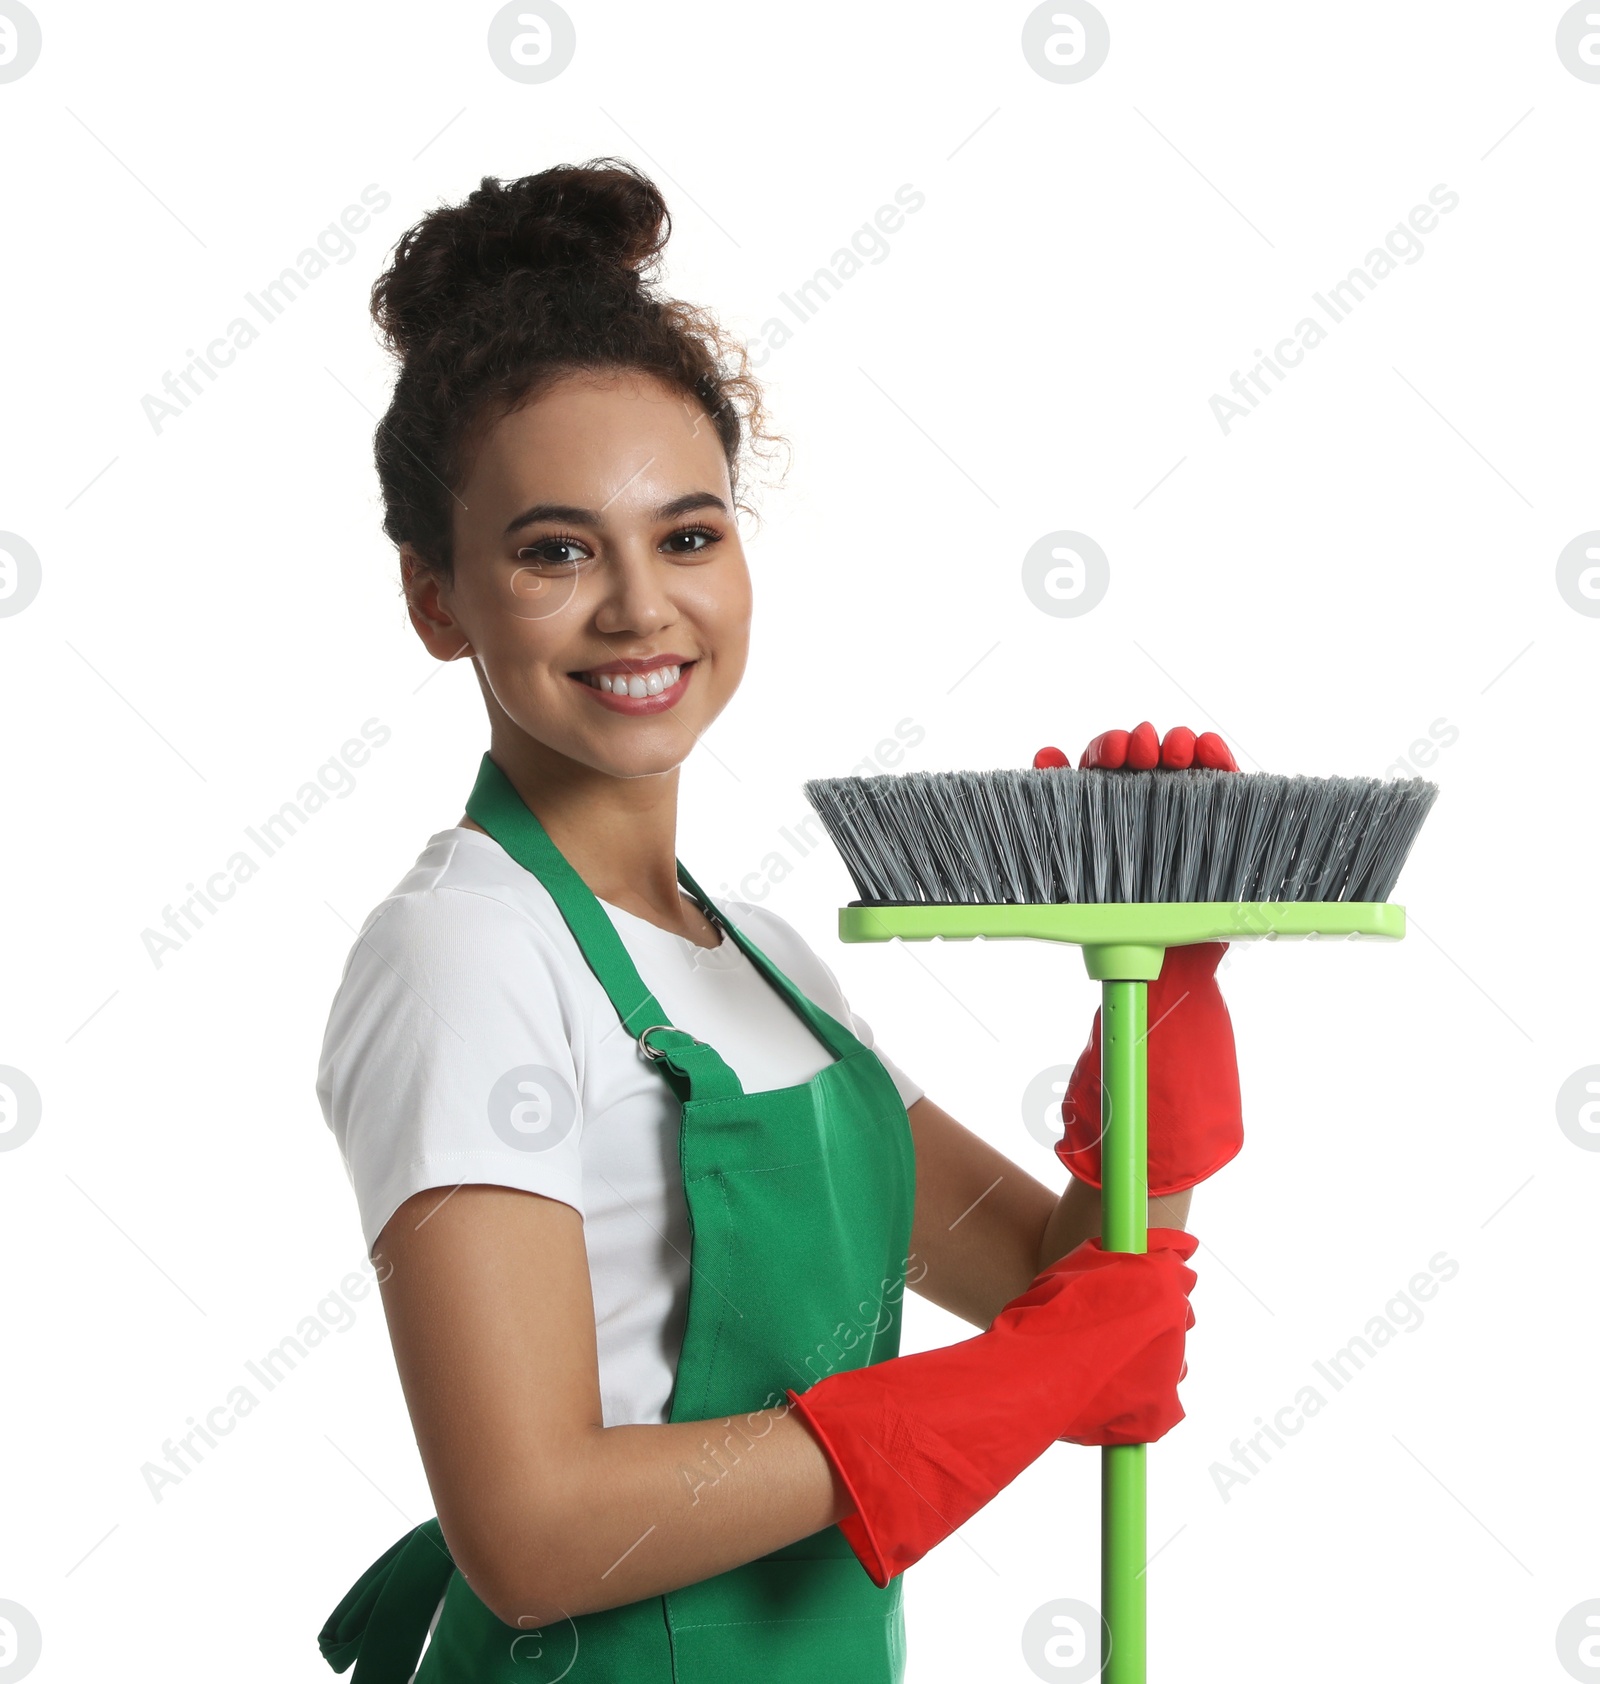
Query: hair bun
373 156 669 358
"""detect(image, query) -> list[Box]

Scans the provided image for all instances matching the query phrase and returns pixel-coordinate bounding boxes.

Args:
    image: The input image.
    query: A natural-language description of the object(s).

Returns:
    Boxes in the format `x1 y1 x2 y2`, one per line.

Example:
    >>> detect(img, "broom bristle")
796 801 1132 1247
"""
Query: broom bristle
801 768 1439 906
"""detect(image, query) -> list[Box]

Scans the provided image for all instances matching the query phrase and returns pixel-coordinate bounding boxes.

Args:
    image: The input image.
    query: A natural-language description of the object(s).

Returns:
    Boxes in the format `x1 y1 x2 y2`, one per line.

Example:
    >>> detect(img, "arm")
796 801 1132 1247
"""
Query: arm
375 1183 850 1630
903 1093 1193 1330
1037 1174 1194 1273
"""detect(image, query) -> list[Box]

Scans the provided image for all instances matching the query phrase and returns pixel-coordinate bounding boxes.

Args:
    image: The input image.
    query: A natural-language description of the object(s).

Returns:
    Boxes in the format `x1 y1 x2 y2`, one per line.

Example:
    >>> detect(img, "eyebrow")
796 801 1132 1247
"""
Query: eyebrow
502 490 728 538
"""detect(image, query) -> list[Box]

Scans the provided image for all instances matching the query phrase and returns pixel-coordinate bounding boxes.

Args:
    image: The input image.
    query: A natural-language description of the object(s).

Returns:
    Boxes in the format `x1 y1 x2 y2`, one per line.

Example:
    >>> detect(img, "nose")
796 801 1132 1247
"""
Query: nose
593 541 677 639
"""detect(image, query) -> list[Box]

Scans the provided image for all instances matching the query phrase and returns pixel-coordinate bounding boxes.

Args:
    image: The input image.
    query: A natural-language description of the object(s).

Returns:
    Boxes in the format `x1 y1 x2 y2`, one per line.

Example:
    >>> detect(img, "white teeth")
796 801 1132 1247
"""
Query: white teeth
585 663 683 696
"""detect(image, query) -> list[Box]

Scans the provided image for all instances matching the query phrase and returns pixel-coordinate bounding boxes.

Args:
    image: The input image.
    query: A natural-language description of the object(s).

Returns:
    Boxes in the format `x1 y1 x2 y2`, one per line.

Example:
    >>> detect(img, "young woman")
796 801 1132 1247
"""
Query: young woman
314 159 1229 1684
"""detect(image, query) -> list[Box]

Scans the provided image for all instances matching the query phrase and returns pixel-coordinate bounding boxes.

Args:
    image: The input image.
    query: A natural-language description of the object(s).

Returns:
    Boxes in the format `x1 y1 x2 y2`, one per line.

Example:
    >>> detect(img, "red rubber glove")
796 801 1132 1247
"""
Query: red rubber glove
1080 721 1239 771
1056 940 1243 1194
1034 723 1245 1196
786 1228 1199 1588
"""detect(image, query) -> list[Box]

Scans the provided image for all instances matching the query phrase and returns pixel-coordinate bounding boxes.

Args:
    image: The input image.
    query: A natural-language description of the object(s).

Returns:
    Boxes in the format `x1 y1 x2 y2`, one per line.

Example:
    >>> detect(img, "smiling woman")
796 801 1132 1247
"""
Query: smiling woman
407 367 753 818
312 157 1198 1684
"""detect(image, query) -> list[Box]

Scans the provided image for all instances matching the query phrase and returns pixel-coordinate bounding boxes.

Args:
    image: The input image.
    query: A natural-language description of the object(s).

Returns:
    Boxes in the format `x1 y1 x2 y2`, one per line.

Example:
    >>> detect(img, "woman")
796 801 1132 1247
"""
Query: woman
314 158 1225 1684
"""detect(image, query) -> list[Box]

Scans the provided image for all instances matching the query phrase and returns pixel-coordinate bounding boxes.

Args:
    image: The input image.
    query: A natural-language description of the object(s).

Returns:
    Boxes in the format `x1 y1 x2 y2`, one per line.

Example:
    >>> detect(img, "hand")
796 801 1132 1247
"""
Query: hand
785 1227 1199 1585
1056 939 1244 1196
1032 723 1245 1195
1041 1228 1199 1447
1033 720 1239 772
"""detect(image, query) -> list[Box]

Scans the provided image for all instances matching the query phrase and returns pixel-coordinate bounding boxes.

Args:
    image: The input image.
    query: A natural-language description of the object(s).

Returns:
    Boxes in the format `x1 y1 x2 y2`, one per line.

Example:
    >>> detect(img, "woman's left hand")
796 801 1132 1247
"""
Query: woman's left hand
1033 722 1245 1197
1033 719 1239 772
1055 939 1243 1195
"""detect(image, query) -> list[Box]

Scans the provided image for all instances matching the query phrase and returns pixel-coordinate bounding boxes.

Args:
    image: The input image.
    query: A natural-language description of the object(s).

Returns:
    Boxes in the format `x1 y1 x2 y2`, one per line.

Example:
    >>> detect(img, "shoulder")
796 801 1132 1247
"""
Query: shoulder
321 830 589 1038
342 829 573 965
316 834 599 1251
316 832 595 1187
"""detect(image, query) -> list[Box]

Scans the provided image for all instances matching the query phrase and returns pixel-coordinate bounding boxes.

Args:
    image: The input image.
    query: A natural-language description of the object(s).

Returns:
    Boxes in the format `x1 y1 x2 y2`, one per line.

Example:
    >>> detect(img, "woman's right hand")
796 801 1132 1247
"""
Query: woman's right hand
786 1224 1199 1585
1000 1227 1199 1448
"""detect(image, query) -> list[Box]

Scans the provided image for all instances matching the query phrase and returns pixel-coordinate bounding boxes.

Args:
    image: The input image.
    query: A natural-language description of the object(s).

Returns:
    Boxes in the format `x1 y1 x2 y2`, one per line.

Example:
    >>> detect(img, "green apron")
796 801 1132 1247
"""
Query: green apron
318 752 918 1684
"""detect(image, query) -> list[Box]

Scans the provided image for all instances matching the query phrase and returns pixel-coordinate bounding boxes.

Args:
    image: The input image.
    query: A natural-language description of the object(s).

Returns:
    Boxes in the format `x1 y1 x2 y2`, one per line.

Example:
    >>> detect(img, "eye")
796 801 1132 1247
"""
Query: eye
663 523 722 555
514 531 591 569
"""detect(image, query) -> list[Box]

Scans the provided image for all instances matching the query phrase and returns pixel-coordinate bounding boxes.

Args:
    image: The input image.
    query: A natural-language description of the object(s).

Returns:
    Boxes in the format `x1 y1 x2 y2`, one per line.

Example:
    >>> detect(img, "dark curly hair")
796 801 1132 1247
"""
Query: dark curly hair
368 156 786 579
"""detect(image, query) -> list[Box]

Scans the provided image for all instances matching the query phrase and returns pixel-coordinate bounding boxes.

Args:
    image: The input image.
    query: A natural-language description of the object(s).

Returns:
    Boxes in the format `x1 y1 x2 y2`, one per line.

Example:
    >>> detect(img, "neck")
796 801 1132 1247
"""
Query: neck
474 724 686 914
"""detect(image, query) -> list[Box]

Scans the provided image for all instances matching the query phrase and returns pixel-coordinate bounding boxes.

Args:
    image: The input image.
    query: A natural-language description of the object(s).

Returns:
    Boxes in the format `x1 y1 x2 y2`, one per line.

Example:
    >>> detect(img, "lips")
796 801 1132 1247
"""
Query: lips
568 659 696 715
575 660 686 698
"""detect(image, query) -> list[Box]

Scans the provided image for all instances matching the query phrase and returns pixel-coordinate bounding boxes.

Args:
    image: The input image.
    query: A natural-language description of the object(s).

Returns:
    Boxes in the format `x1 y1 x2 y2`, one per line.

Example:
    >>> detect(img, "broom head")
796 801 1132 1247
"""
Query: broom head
802 768 1439 908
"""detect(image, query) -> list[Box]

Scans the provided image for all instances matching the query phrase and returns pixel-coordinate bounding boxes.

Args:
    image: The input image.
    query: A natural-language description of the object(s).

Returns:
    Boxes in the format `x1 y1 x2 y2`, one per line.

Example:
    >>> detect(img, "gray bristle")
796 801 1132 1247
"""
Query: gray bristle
801 768 1439 906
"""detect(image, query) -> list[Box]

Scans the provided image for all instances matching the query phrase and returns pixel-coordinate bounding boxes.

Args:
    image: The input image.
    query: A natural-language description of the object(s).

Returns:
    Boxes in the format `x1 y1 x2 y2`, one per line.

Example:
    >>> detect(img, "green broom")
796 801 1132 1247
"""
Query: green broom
801 763 1439 1684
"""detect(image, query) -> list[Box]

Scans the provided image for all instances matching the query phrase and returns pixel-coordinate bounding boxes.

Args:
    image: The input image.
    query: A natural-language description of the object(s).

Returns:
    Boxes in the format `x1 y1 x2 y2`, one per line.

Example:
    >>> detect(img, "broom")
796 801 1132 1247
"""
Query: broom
801 761 1439 1684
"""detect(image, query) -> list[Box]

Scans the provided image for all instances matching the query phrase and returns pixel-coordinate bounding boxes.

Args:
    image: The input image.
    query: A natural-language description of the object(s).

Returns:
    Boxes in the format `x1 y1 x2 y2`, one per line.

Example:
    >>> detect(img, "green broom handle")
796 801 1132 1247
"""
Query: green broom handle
835 904 1407 1680
1099 976 1150 1684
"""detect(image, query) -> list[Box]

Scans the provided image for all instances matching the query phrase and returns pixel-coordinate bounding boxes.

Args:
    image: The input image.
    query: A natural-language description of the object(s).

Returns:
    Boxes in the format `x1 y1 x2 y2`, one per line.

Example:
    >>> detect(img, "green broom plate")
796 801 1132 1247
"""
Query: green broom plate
838 900 1405 979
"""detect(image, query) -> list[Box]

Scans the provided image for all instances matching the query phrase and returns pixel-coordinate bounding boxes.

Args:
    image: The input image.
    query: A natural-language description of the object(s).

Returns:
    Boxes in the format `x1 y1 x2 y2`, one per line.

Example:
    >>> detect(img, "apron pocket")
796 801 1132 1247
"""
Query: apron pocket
665 1555 905 1684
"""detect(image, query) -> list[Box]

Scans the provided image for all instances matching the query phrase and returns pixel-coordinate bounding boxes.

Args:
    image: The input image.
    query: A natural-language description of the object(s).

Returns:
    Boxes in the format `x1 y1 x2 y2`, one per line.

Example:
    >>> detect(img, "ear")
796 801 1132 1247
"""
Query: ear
401 544 473 661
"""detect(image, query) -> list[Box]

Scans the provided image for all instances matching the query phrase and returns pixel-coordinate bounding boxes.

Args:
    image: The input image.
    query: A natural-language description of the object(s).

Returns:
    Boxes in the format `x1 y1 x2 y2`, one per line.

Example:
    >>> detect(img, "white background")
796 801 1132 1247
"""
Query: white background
2 3 1596 1680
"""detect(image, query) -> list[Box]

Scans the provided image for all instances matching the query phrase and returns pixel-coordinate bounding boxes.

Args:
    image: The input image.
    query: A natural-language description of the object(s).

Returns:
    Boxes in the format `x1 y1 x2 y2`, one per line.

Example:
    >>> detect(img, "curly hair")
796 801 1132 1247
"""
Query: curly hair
367 156 786 578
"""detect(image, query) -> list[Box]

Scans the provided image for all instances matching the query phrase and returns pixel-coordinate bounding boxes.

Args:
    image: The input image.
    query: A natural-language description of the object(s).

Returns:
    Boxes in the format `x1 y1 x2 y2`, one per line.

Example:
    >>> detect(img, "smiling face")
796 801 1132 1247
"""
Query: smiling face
404 368 752 783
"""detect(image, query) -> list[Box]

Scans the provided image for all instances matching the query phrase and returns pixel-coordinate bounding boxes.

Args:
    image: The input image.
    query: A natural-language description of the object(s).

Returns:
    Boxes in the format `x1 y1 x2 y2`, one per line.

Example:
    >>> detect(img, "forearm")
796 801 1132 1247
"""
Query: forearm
1036 1177 1194 1273
903 1094 1197 1329
467 1405 848 1626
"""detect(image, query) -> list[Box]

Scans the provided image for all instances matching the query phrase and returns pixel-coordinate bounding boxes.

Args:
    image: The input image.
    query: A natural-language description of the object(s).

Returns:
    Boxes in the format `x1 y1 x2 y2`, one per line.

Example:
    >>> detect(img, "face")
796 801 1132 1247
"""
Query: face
404 369 752 782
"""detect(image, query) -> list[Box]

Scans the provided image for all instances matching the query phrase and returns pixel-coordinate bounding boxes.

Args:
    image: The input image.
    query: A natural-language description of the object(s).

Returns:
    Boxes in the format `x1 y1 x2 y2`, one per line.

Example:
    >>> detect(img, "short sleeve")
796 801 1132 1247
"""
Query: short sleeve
726 901 926 1113
315 886 587 1254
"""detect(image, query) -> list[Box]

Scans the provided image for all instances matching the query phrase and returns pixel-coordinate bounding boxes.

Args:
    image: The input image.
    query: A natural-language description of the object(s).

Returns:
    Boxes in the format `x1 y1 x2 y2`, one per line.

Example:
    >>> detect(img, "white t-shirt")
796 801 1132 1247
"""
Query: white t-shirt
315 826 924 1428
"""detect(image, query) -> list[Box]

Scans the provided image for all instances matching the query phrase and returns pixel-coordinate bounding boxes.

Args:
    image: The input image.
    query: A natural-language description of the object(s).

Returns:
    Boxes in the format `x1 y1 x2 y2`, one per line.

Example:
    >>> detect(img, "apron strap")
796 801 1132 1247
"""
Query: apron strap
464 754 745 1106
318 1519 455 1682
675 860 862 1063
